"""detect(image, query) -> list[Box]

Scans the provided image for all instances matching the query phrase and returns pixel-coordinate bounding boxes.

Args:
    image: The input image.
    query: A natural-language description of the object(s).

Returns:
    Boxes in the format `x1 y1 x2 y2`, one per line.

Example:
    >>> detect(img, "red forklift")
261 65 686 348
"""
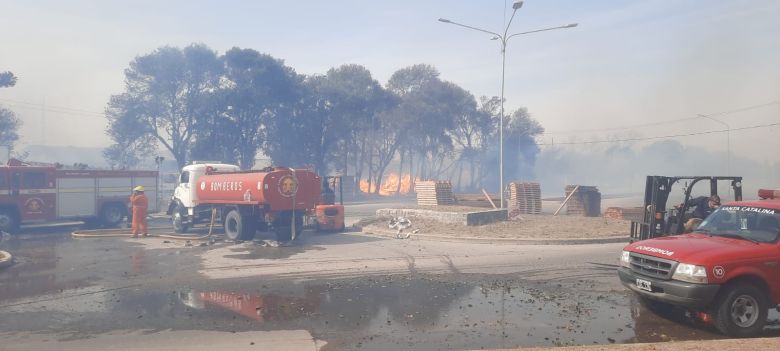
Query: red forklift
313 176 345 232
630 175 743 241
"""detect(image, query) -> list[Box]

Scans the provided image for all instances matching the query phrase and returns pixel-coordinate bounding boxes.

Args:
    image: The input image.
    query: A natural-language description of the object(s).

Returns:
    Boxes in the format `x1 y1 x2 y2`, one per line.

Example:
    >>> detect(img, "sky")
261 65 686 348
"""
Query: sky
1 0 779 163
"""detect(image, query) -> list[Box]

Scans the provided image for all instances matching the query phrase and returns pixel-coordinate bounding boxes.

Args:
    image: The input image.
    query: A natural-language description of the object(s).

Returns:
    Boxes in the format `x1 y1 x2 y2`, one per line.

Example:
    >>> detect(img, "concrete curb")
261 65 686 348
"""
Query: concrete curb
492 337 780 350
0 250 13 269
358 226 629 245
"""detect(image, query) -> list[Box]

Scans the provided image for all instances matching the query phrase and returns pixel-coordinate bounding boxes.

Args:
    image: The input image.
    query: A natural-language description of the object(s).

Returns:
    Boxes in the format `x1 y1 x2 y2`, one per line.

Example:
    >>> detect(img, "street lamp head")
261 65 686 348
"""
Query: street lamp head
438 18 452 23
512 1 524 10
565 23 578 28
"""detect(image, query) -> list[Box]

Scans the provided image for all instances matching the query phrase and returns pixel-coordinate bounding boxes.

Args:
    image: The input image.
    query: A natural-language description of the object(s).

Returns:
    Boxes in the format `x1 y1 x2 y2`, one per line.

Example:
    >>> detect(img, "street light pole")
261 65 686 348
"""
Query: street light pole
439 2 576 208
697 114 731 176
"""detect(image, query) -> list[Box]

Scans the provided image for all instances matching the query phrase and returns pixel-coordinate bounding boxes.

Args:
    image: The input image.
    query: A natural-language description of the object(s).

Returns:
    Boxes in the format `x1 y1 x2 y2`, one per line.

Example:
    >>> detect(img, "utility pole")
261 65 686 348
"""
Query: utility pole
438 2 577 207
41 97 46 145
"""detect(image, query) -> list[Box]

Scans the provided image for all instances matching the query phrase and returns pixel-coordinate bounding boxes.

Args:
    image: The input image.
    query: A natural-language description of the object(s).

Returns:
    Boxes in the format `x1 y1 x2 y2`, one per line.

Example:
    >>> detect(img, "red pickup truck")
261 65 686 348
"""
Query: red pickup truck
619 189 780 337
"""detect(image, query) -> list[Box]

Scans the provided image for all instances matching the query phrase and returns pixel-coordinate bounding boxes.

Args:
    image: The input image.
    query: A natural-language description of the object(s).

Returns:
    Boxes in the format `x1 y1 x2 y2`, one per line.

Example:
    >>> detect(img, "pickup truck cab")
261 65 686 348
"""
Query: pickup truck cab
618 189 780 337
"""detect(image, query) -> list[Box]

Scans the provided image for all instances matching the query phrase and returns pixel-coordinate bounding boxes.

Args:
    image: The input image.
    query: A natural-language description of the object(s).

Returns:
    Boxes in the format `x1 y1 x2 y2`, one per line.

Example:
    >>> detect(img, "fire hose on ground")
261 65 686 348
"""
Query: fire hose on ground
0 250 12 269
0 231 12 268
71 208 220 241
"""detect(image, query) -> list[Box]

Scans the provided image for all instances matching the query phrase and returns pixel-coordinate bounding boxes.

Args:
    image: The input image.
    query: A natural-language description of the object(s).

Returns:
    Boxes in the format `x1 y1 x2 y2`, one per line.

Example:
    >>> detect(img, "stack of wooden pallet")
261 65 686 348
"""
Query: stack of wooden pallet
415 181 454 206
509 182 542 214
604 207 644 222
565 185 601 217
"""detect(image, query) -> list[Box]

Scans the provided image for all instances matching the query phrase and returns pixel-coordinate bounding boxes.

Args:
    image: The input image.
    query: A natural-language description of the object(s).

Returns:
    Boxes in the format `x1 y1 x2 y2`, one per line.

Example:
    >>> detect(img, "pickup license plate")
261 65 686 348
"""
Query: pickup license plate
636 279 652 292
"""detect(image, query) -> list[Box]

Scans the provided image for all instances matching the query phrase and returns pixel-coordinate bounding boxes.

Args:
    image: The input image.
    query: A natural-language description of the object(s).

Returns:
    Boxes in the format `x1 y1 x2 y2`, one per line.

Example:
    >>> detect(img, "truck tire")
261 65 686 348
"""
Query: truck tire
0 209 19 233
224 209 255 241
100 203 126 227
172 203 189 234
714 284 768 337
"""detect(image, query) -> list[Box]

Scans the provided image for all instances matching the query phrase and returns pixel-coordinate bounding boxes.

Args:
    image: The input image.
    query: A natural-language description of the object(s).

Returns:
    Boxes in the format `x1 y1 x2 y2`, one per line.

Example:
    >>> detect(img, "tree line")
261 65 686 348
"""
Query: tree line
105 43 544 193
0 71 21 155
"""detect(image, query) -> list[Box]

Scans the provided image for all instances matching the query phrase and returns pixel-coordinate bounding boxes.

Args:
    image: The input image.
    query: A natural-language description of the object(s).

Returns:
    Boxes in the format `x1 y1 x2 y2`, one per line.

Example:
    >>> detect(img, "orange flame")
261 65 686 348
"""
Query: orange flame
360 173 415 196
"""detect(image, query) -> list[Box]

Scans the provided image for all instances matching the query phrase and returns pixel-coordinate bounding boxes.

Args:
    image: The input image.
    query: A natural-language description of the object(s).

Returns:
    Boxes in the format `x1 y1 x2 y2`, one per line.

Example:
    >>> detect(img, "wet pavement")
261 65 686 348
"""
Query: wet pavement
1 224 779 350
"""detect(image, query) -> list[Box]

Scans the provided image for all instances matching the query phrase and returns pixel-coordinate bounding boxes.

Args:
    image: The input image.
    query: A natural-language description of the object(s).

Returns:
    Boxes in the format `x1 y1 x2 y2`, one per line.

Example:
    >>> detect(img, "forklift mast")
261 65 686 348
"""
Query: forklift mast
630 176 743 241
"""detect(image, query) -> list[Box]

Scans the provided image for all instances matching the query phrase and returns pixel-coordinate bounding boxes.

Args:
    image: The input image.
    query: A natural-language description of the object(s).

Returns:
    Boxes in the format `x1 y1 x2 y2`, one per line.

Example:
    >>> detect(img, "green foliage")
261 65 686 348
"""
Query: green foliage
105 44 222 168
104 44 545 191
0 71 16 88
193 47 301 169
103 94 156 169
0 107 21 148
0 71 20 152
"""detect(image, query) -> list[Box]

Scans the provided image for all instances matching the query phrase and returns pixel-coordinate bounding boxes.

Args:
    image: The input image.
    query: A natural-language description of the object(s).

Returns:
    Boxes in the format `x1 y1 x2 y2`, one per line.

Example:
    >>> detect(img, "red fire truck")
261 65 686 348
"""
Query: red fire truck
167 162 323 242
0 159 158 232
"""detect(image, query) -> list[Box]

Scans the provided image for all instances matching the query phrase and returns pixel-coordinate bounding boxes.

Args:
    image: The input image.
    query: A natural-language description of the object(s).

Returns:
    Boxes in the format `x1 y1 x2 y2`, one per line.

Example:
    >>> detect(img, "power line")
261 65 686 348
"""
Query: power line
0 98 105 116
537 122 780 146
541 99 780 136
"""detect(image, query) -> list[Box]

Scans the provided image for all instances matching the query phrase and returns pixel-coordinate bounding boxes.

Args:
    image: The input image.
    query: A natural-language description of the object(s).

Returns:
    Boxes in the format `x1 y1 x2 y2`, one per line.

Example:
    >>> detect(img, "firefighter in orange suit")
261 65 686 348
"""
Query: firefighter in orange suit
129 186 149 238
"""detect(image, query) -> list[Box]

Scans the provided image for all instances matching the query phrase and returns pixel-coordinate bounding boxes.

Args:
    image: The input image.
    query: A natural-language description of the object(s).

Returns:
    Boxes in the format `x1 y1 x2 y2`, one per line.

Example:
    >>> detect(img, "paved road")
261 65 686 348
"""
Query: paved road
0 219 777 350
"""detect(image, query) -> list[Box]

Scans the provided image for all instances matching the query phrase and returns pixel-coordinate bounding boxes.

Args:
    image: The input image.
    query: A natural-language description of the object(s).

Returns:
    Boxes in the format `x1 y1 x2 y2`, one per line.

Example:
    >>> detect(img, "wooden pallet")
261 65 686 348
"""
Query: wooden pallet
509 181 542 214
564 185 601 217
604 207 644 221
415 181 454 205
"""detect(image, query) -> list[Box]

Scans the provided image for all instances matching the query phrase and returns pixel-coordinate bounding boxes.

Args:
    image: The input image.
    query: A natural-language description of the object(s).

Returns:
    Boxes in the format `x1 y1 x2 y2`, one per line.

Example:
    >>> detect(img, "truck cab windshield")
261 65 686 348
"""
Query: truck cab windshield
696 206 780 243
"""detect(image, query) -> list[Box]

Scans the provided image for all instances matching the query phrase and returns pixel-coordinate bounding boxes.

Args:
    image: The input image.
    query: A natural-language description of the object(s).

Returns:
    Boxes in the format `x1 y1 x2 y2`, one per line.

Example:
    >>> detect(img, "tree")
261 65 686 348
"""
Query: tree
263 77 325 168
264 64 393 176
450 96 496 191
105 44 223 168
0 71 20 154
0 71 16 88
502 107 544 181
388 71 466 182
386 64 440 96
103 94 156 169
214 48 300 169
318 65 394 178
0 107 21 150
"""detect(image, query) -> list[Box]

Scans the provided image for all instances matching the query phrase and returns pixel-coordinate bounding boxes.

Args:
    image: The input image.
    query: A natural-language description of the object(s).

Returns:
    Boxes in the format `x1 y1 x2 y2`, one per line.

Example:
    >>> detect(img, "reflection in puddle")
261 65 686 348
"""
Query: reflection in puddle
179 288 323 322
171 278 637 350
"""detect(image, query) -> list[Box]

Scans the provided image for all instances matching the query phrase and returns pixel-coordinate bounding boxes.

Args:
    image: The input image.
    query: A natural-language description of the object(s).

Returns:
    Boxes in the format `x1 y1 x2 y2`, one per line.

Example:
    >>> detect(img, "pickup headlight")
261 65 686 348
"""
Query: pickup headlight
620 251 631 268
672 263 708 284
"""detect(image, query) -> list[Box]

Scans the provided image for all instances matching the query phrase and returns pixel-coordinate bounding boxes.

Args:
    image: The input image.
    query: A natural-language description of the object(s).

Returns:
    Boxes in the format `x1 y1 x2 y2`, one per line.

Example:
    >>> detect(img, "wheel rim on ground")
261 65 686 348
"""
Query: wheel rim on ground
731 294 759 328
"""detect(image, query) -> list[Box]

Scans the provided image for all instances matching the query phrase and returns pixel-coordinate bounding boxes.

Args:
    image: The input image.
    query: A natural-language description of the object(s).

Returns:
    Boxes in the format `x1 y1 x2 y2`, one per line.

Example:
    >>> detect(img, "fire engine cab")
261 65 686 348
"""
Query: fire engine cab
619 189 780 337
0 159 158 232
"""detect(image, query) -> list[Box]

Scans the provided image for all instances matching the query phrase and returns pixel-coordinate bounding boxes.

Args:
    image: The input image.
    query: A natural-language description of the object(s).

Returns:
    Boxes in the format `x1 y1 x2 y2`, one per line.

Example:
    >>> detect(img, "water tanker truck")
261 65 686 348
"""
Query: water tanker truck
167 162 321 241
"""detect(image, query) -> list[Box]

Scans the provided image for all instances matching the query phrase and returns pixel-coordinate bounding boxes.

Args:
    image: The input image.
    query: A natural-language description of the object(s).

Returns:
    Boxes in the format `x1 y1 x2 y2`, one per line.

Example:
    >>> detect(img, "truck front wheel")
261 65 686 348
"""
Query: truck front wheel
714 284 768 337
224 209 255 241
0 209 19 233
172 204 189 234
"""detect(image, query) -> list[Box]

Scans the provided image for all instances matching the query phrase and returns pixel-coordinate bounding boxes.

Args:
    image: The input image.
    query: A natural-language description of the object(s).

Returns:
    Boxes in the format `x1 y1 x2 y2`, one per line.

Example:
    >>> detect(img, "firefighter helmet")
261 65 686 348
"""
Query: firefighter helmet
133 186 145 192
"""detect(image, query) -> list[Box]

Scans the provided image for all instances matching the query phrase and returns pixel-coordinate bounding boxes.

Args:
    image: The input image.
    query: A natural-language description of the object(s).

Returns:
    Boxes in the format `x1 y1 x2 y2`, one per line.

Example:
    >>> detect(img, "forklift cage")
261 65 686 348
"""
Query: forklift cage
630 176 742 242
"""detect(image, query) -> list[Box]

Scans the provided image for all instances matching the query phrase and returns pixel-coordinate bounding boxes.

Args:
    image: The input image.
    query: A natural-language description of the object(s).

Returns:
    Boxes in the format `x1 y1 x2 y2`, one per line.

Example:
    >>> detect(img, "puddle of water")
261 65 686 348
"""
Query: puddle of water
3 274 727 349
224 242 325 260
